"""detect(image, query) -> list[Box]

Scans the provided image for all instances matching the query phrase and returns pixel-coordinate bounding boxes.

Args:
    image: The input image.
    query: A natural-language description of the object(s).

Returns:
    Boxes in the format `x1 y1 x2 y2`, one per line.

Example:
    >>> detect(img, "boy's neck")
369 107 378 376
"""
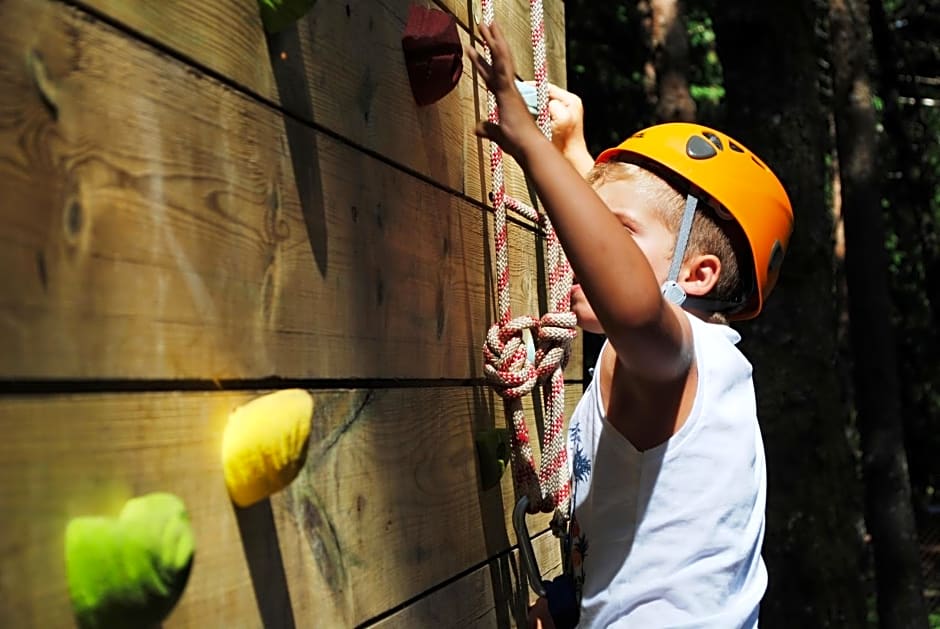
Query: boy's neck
685 307 730 326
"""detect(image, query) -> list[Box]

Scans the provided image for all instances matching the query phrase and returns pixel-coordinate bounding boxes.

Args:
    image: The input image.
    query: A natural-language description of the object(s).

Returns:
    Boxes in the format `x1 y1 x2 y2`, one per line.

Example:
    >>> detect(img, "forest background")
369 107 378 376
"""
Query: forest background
562 1 939 627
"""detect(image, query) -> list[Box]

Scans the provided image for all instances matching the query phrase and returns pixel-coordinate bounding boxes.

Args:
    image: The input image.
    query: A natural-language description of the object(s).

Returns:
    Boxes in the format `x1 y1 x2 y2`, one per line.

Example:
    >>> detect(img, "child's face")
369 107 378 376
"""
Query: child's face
570 179 676 335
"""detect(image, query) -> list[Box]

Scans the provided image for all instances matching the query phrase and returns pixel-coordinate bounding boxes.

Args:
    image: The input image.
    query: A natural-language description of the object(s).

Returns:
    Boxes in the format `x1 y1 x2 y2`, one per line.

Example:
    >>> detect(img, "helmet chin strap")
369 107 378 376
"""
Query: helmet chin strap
660 193 699 306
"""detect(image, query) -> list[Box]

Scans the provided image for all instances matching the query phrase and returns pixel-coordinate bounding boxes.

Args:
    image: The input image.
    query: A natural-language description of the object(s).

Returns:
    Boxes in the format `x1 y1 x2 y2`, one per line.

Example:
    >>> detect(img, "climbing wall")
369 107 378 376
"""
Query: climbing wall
0 0 581 626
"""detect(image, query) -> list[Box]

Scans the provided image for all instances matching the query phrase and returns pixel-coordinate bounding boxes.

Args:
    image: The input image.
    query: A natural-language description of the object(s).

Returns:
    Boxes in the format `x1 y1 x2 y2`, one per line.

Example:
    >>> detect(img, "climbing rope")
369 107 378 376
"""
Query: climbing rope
480 0 576 518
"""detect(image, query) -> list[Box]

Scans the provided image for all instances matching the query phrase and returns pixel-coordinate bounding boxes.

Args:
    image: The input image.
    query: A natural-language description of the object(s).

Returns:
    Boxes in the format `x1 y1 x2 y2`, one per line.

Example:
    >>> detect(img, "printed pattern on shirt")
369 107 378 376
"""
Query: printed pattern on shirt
568 421 590 599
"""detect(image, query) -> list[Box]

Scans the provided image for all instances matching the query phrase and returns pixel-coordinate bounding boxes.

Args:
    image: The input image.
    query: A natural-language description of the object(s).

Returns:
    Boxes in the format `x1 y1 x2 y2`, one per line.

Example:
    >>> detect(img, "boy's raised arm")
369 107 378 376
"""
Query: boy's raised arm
467 23 692 380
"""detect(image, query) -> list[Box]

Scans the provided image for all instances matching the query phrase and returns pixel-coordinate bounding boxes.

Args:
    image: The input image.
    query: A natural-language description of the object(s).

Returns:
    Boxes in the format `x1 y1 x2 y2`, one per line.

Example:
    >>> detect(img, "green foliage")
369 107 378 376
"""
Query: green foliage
687 8 725 114
564 1 727 150
689 84 725 105
258 0 316 33
866 594 877 626
564 0 652 151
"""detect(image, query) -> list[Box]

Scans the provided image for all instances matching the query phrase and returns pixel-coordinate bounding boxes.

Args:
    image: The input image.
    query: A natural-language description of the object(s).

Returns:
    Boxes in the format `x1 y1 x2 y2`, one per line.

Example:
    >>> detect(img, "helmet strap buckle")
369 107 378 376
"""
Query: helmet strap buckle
661 280 687 306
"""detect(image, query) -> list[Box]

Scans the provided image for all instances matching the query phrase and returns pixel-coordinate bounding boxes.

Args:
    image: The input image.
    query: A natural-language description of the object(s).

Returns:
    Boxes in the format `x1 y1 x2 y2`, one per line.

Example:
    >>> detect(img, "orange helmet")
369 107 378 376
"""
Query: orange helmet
596 122 793 319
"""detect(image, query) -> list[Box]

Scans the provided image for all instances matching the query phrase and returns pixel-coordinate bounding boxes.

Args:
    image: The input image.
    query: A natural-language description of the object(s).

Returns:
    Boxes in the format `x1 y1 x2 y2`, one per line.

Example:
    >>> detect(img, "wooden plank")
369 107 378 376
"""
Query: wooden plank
78 0 280 100
371 531 563 628
71 0 469 105
71 0 572 321
74 0 566 202
74 0 566 98
0 386 579 627
491 0 567 85
0 0 582 381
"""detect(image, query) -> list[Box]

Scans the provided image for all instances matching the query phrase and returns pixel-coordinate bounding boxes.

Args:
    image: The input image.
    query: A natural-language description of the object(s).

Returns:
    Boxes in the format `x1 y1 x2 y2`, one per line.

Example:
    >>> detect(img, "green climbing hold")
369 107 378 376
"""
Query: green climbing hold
258 0 317 33
65 492 195 629
475 428 510 490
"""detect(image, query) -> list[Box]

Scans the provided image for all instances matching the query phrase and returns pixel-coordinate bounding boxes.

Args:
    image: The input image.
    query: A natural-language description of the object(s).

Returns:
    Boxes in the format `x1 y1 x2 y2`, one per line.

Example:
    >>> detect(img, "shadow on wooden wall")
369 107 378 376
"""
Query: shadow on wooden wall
266 23 328 278
235 498 297 628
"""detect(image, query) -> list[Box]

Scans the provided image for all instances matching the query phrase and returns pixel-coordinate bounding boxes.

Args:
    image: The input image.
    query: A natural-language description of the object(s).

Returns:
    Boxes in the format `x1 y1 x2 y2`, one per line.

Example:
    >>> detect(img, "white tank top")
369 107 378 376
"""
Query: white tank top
567 312 767 628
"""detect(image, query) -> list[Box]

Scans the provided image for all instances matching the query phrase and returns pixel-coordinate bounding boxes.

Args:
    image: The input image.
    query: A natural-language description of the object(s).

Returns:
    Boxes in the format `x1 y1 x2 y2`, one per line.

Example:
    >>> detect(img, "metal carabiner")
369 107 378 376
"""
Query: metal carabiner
513 495 548 597
513 496 581 628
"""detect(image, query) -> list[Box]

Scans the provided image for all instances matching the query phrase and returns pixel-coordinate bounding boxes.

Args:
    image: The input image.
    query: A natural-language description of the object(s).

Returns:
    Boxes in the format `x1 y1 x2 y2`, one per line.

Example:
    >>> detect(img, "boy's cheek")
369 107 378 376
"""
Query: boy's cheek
572 302 604 335
578 320 605 335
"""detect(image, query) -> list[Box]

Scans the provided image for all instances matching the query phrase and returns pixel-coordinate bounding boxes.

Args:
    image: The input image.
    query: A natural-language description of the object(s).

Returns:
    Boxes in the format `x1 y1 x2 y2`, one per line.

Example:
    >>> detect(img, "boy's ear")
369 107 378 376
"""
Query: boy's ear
679 254 721 297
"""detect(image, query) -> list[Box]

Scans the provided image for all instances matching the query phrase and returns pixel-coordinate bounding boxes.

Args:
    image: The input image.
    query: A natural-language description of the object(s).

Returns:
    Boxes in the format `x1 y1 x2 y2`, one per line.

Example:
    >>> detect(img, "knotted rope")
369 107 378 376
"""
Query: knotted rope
480 0 576 517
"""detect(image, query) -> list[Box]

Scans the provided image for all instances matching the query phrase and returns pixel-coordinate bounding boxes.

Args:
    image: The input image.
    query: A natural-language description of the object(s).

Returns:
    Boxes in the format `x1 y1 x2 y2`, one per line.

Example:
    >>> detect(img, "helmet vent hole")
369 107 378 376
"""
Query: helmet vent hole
702 132 723 151
751 155 767 170
729 142 744 153
769 240 785 273
633 131 645 138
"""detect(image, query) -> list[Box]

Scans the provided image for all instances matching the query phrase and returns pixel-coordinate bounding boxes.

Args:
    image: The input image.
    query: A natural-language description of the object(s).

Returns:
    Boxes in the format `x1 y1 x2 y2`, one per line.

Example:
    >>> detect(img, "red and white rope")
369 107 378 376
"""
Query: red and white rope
480 0 576 517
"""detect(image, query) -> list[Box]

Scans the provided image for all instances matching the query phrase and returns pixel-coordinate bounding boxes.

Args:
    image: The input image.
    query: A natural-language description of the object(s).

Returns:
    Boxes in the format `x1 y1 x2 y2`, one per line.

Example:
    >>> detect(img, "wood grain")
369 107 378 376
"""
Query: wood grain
0 1 583 625
0 0 582 381
0 386 578 627
73 0 566 204
371 531 563 628
74 0 566 101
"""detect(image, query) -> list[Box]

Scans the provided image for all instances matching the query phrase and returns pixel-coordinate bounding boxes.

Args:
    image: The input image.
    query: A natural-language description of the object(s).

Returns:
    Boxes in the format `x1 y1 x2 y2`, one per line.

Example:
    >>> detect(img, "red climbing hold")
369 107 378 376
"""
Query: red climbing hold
401 4 462 106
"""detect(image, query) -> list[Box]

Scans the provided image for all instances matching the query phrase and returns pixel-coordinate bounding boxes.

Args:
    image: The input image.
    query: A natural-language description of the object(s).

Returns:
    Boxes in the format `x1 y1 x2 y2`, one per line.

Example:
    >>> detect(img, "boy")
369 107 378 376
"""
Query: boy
467 22 793 628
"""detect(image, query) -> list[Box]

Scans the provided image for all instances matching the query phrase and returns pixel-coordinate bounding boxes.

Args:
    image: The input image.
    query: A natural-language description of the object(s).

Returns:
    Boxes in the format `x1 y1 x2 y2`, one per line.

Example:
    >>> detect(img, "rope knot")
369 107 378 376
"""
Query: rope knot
484 316 539 399
534 311 578 382
479 0 571 522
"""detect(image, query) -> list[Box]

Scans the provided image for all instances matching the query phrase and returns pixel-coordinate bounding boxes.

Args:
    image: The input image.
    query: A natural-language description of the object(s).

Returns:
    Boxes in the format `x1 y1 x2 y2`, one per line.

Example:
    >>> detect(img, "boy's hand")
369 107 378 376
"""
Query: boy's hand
547 84 594 177
547 84 585 152
527 597 556 629
466 22 547 163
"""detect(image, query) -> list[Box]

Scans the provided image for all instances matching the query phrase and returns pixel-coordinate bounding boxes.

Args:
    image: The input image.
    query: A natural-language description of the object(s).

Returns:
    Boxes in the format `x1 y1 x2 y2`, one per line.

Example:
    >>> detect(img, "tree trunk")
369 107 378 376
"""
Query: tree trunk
565 1 656 149
708 1 868 627
868 0 940 521
828 0 929 626
639 0 697 122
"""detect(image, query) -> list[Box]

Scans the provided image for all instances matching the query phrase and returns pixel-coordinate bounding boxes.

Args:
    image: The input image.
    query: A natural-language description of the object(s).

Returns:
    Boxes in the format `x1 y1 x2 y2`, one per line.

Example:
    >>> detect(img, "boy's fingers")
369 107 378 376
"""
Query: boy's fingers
476 21 494 48
475 24 499 63
489 20 505 41
475 120 503 142
548 82 581 106
466 47 492 79
474 20 518 84
531 81 567 97
478 21 508 61
548 99 569 122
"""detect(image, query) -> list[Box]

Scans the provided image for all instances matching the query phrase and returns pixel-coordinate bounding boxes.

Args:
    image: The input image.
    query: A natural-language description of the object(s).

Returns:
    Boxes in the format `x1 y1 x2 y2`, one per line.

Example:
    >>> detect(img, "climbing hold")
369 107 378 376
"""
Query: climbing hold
475 428 510 490
401 4 463 106
222 389 314 507
65 492 194 629
257 0 317 34
522 326 536 364
515 80 539 116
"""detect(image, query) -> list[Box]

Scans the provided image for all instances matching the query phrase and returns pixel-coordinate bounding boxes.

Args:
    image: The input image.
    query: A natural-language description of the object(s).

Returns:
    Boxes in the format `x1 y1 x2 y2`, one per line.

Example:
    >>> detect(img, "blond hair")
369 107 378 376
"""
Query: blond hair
587 160 745 323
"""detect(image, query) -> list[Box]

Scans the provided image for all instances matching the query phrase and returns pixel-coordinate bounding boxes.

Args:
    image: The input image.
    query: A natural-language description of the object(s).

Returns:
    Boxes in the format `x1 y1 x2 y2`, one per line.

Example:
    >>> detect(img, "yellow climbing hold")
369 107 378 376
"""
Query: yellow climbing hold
222 389 314 507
